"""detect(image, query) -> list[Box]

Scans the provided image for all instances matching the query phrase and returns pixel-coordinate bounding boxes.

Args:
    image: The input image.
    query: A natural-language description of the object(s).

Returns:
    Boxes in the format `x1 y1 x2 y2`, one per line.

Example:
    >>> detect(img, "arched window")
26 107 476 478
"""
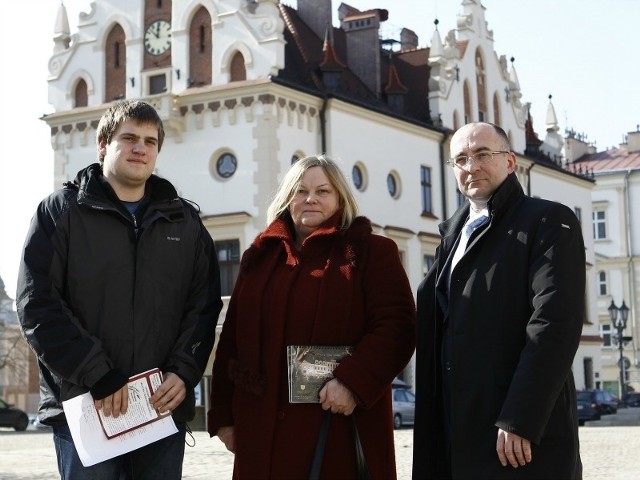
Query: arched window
475 49 487 122
230 52 246 82
74 79 88 108
188 7 212 87
104 24 126 101
463 81 471 124
493 91 501 126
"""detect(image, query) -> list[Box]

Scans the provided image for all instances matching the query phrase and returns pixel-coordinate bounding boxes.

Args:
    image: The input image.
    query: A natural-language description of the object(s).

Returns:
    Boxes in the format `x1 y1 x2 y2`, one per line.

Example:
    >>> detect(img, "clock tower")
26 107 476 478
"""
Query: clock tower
144 0 172 94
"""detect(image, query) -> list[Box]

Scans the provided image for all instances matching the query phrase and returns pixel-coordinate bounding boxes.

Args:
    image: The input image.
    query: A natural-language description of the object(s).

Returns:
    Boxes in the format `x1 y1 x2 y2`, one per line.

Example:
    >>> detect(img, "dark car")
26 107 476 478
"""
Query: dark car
625 392 640 407
576 394 601 425
576 390 619 415
0 398 29 431
392 388 415 429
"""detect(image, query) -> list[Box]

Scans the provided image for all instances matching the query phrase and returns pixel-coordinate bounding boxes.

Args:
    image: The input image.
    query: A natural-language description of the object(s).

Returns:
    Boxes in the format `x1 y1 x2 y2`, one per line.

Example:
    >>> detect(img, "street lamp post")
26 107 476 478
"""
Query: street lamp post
608 299 631 406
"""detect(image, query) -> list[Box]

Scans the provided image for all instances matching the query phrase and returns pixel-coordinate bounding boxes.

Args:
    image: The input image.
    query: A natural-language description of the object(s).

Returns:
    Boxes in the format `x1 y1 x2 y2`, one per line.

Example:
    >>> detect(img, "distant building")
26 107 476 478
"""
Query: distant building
41 0 598 413
0 276 32 412
570 128 640 396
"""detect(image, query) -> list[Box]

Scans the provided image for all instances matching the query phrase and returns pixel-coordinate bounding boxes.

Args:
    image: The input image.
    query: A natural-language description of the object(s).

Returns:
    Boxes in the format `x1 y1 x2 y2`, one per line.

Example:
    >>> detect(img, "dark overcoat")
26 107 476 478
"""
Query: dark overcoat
413 173 584 479
208 213 416 479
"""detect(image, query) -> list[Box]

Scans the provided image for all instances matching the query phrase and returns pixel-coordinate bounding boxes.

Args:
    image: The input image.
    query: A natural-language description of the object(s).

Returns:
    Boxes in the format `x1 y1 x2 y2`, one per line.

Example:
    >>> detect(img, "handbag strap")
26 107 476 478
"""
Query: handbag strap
309 410 371 480
352 414 371 480
309 410 332 480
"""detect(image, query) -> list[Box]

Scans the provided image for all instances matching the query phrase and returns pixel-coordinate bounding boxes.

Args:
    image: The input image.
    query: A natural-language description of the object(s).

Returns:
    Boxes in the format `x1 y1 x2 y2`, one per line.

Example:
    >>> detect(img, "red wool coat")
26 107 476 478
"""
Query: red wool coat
208 214 416 479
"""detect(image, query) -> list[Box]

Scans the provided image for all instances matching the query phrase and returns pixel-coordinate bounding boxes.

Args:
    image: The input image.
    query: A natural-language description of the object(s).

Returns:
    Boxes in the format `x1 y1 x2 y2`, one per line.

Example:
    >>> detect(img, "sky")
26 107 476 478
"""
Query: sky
0 0 638 298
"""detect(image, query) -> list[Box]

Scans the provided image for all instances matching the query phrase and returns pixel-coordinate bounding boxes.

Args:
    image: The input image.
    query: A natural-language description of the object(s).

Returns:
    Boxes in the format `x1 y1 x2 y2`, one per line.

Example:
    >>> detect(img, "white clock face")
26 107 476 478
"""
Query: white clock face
144 20 171 55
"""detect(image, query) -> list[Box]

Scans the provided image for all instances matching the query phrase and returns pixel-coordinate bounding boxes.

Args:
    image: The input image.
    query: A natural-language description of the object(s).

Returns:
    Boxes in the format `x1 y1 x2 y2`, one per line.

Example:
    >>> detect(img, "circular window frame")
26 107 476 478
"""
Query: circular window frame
291 151 305 165
210 151 238 180
387 170 401 199
351 162 368 192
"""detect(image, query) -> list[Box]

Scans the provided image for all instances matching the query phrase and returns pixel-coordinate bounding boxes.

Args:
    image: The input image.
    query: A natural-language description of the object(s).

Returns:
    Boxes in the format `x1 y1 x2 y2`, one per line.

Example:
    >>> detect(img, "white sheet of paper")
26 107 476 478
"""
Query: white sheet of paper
97 370 168 438
62 392 178 466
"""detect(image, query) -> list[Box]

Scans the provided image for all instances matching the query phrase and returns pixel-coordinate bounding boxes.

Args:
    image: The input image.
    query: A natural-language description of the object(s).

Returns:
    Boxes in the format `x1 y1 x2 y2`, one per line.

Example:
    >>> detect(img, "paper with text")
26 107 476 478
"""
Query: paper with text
62 369 178 466
97 369 170 438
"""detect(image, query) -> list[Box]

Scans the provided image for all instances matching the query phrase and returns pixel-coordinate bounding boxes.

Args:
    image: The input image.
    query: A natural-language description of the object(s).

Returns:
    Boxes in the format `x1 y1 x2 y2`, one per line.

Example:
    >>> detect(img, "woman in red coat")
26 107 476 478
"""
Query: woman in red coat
207 155 416 479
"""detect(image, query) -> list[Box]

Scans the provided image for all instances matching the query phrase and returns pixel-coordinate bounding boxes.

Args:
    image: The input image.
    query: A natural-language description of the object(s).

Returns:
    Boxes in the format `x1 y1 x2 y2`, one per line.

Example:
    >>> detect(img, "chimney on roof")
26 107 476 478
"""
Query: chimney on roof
626 130 640 153
297 0 333 40
400 28 418 52
339 6 385 97
564 134 596 162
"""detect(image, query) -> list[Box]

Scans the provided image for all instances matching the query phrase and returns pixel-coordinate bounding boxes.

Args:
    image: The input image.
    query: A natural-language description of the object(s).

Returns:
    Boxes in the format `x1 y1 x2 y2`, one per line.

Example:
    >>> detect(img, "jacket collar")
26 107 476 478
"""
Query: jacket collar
73 163 178 203
486 172 524 219
439 172 523 244
242 212 372 272
69 163 183 223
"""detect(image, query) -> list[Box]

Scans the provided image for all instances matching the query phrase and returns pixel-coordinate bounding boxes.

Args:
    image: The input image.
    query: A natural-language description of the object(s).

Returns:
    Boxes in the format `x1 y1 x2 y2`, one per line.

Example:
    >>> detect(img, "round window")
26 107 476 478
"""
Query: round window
387 173 398 198
216 153 237 178
352 165 363 190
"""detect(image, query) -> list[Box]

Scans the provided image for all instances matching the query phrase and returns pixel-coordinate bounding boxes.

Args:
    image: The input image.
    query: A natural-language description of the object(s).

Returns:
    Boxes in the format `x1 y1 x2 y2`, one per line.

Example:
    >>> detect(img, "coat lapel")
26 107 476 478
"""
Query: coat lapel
435 206 469 316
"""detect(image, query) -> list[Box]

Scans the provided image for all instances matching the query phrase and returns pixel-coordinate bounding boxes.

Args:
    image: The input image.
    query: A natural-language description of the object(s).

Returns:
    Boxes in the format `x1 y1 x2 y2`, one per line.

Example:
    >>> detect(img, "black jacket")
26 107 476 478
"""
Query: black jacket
16 163 222 425
413 173 584 479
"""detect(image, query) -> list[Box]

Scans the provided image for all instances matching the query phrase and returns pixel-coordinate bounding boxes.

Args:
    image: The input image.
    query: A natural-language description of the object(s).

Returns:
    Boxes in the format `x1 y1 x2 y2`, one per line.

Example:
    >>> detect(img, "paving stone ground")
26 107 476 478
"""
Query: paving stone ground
2 408 639 479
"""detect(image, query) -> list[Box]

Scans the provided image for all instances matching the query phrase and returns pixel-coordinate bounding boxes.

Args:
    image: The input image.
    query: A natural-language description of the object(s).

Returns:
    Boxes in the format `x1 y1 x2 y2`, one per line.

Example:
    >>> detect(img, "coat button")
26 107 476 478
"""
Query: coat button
445 361 452 372
277 410 285 420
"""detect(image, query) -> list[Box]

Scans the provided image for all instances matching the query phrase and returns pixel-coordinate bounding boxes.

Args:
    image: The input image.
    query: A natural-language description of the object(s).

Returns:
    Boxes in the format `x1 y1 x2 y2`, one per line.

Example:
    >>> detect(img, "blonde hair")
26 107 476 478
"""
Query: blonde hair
266 155 359 230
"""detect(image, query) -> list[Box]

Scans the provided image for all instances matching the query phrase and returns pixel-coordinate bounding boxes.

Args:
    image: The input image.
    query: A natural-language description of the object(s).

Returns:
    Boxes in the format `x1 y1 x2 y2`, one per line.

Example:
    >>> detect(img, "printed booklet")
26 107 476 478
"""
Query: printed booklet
286 345 353 403
96 368 171 438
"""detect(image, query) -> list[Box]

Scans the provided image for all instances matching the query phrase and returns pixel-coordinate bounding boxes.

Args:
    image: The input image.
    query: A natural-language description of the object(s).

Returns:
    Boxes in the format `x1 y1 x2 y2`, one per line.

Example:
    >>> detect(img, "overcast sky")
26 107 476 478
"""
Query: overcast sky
0 0 638 297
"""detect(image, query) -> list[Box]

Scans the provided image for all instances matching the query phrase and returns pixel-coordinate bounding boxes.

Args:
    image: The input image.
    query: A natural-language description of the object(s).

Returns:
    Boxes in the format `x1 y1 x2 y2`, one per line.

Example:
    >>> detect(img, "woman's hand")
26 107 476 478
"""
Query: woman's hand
217 426 236 453
319 378 357 415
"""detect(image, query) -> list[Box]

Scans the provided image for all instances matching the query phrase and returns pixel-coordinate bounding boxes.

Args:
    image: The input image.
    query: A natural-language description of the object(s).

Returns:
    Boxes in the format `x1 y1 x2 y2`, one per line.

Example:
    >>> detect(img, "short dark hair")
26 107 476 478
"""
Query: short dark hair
487 123 511 150
96 100 165 163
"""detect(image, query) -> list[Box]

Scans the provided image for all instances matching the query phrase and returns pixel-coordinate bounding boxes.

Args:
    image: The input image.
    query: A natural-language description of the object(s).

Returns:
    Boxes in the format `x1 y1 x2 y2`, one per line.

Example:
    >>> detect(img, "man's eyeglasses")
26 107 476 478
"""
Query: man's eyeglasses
448 150 510 169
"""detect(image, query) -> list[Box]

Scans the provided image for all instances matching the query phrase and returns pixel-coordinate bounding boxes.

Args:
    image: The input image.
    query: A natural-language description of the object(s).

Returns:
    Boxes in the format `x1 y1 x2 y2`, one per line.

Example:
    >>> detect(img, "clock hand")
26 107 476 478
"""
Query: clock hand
155 22 160 38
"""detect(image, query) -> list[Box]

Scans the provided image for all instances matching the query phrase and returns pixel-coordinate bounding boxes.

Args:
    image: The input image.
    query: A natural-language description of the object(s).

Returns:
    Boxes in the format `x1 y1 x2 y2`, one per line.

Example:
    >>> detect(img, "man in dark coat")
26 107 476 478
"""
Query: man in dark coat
412 122 584 479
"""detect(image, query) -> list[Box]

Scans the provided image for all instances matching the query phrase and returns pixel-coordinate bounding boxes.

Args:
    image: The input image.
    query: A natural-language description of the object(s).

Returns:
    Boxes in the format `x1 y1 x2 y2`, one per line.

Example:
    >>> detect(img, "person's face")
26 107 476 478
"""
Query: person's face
449 123 516 203
99 120 159 199
289 166 340 240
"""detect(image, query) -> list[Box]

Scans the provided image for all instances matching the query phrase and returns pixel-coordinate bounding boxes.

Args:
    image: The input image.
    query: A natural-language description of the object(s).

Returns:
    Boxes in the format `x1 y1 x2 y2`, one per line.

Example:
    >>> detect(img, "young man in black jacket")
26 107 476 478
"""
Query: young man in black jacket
16 100 223 479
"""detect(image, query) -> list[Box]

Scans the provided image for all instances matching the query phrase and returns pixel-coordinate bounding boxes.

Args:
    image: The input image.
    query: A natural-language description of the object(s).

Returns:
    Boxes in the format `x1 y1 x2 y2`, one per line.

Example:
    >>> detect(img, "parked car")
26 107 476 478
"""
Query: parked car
29 415 51 430
392 377 412 389
625 392 640 407
577 395 601 426
0 398 29 431
576 390 619 415
392 388 415 429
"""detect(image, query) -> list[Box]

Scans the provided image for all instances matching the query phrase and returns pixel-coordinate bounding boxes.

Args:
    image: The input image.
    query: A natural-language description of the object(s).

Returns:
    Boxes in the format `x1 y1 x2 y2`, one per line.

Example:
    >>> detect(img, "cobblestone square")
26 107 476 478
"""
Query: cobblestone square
1 409 639 479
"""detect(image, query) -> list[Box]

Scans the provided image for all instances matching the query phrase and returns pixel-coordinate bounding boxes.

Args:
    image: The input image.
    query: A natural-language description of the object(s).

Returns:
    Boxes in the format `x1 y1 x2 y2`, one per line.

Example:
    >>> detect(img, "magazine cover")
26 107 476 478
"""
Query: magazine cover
286 345 353 403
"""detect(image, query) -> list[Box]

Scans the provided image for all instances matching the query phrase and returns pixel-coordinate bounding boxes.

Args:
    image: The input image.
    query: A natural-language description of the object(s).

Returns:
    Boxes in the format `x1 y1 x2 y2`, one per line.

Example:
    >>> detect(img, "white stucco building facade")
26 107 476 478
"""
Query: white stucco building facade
37 0 599 412
571 130 640 398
